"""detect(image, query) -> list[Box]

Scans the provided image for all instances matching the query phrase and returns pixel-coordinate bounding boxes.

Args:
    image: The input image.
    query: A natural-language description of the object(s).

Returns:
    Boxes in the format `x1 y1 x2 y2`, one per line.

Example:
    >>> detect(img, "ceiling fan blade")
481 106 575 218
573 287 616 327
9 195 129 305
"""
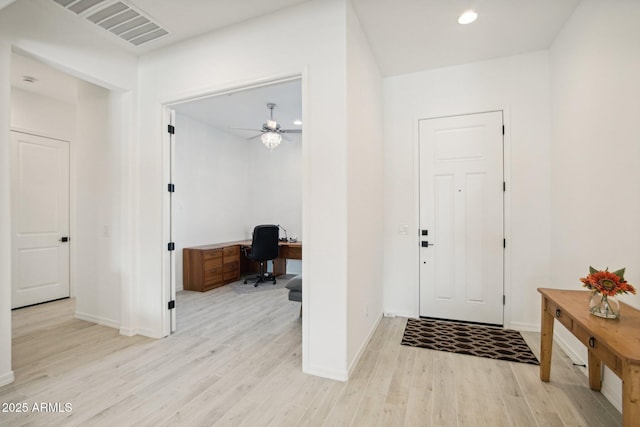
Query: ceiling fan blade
230 127 263 132
247 133 263 140
280 129 302 134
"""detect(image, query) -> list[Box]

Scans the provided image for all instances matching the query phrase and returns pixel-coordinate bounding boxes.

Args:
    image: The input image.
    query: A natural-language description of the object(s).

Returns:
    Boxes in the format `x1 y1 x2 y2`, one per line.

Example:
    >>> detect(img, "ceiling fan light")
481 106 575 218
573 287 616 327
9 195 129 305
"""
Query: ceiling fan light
261 131 282 150
266 119 278 130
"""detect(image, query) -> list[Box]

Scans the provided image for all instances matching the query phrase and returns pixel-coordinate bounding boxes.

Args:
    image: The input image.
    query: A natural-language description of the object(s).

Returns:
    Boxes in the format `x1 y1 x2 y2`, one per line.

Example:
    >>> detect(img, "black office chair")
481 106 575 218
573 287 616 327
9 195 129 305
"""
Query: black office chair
242 224 279 286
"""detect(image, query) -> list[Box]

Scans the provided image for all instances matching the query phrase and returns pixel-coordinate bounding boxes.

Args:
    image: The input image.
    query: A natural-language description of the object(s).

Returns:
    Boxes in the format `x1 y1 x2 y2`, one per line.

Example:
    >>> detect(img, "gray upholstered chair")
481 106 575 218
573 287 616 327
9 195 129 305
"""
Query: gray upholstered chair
286 274 302 315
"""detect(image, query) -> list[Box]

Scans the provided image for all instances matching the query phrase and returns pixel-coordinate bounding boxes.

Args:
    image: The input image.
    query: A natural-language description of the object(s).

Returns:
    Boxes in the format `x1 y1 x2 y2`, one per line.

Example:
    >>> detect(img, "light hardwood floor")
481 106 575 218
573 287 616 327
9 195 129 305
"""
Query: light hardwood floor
1 280 622 426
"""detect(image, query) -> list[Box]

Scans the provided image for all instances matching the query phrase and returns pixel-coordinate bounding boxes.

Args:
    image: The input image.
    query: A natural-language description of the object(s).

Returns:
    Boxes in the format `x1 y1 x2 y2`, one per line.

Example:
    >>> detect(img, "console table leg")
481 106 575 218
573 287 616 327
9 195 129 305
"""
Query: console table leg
622 360 640 427
587 350 602 391
540 297 554 382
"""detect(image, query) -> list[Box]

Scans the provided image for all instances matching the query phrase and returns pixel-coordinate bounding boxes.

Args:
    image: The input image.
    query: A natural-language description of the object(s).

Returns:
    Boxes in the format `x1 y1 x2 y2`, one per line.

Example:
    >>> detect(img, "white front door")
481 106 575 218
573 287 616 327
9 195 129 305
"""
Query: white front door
419 112 504 325
11 131 70 309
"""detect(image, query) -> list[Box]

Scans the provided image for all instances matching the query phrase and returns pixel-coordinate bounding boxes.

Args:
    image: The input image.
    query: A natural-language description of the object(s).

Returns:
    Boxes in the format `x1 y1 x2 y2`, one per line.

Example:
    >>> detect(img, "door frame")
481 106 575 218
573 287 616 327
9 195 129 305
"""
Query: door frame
159 71 308 339
413 107 513 328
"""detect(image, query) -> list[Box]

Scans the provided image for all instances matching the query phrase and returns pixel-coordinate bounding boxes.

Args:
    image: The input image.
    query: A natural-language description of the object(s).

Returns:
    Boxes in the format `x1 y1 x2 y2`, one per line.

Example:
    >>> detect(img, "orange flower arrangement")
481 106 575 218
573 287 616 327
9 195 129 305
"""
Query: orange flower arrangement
580 267 636 297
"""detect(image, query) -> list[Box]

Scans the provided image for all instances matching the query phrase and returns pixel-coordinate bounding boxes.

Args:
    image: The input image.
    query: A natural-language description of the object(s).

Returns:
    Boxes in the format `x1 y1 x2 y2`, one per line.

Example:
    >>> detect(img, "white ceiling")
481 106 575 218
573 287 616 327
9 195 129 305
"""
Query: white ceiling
172 79 302 141
351 0 581 76
11 52 80 104
128 0 310 53
4 0 582 138
14 0 583 76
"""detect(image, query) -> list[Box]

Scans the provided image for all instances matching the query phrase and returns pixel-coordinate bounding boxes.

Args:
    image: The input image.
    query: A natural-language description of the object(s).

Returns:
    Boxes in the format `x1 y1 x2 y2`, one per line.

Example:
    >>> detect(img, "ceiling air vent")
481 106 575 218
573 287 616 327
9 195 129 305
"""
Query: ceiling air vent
53 0 169 47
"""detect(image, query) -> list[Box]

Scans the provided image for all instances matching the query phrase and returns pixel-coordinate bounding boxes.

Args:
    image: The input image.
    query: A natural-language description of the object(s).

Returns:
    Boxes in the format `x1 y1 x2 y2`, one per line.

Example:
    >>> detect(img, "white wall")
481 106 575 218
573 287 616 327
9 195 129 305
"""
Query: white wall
346 2 384 370
10 89 75 141
382 51 552 328
0 0 137 384
246 133 303 275
138 0 349 379
74 81 122 328
549 0 640 411
174 114 250 290
0 40 14 387
247 136 303 241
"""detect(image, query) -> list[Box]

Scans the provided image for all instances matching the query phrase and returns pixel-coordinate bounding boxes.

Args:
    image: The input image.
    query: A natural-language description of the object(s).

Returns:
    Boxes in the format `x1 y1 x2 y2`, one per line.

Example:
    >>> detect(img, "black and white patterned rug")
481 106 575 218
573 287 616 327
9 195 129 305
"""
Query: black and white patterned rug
401 317 539 365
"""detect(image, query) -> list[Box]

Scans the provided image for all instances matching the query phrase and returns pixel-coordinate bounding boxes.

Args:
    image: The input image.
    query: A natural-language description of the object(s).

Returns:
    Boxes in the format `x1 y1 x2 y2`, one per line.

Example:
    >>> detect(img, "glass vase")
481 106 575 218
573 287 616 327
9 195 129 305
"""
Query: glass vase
589 293 620 319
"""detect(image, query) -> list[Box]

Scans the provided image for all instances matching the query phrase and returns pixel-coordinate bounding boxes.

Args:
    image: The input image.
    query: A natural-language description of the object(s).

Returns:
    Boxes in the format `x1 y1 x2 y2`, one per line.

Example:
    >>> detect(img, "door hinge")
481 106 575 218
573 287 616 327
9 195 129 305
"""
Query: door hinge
503 238 506 248
502 125 505 135
168 183 175 193
503 181 506 192
168 300 175 310
503 295 506 305
168 124 175 134
168 242 175 251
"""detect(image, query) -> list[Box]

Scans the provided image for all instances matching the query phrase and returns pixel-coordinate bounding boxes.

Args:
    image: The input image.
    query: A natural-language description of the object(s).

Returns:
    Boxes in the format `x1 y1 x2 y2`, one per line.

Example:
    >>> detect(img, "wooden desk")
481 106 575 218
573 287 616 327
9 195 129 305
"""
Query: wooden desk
272 241 301 275
183 241 245 292
183 240 302 291
237 240 301 277
538 288 640 426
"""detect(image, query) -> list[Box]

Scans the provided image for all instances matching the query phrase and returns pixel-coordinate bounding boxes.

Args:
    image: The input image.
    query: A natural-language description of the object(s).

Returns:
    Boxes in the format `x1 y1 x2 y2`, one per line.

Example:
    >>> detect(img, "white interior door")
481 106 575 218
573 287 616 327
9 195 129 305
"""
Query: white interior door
419 112 504 325
11 131 70 309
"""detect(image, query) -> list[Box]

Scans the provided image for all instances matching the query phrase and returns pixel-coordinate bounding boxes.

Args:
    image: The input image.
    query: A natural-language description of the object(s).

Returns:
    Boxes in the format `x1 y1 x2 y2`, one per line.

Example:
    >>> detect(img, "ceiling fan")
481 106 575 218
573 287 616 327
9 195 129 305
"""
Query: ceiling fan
234 103 302 150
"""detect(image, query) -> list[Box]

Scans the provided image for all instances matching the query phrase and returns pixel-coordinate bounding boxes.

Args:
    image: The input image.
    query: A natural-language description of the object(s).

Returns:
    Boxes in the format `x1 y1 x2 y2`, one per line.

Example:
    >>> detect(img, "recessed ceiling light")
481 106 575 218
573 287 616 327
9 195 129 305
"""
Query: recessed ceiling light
293 120 302 126
458 10 478 25
22 76 37 83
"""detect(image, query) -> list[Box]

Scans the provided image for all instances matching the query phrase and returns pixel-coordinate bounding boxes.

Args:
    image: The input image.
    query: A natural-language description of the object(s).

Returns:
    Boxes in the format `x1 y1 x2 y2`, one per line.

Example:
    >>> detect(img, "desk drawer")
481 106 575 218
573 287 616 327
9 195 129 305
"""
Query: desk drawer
223 264 239 281
284 246 302 260
547 300 573 331
204 266 223 280
203 249 223 261
223 245 240 258
573 323 621 376
223 261 239 274
204 257 223 270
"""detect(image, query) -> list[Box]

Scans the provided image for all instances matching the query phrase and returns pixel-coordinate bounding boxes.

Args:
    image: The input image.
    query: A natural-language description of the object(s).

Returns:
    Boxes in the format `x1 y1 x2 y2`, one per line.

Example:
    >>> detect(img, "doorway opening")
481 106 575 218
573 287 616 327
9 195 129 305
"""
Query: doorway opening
162 77 304 335
9 49 130 324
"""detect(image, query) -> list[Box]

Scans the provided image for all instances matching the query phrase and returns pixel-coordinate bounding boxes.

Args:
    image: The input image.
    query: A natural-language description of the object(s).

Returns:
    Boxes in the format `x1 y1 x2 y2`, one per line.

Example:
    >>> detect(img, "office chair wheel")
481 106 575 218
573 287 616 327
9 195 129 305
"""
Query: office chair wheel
272 278 276 285
244 279 248 284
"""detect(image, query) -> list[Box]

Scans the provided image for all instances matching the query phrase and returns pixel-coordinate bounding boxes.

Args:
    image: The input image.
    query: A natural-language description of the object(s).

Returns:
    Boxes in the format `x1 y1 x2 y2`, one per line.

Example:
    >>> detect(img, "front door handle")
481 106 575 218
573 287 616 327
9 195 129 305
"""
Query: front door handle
421 241 434 247
59 236 69 242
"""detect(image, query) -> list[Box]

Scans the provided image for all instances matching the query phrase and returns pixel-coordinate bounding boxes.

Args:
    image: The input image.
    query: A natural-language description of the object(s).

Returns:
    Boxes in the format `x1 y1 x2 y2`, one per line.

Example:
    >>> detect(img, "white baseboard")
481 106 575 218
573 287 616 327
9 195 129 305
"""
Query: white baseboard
75 311 120 330
383 311 415 319
76 313 164 339
119 327 137 336
554 331 587 366
600 370 622 413
133 327 165 339
347 314 383 380
554 331 622 413
510 321 539 332
0 370 15 387
304 365 347 382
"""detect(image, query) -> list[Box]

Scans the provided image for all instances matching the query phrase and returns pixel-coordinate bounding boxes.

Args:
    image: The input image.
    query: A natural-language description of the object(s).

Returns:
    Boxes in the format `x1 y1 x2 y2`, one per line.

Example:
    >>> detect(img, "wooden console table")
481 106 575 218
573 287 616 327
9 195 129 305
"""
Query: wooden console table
538 288 640 426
